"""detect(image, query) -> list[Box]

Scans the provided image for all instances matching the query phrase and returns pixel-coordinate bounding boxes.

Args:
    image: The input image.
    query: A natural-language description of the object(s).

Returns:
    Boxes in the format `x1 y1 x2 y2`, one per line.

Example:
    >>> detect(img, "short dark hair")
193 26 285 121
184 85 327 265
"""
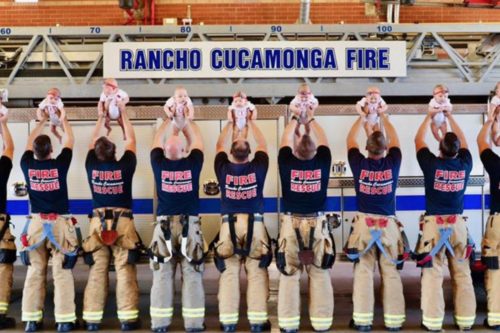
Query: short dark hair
439 132 460 158
366 131 387 155
230 140 251 162
94 137 116 162
296 134 316 160
33 135 52 160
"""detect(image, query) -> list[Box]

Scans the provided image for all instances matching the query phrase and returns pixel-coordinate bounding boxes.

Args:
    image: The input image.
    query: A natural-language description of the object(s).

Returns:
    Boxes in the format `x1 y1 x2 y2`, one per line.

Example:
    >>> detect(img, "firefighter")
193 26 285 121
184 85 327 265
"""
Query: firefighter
414 111 476 331
149 118 206 332
477 118 500 331
276 111 334 332
213 120 271 332
0 115 16 330
345 113 408 331
20 114 79 332
82 107 140 331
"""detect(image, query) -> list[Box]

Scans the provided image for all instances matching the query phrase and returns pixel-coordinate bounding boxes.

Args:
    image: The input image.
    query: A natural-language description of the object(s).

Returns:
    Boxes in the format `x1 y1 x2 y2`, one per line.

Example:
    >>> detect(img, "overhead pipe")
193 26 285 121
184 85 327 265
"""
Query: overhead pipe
299 0 311 24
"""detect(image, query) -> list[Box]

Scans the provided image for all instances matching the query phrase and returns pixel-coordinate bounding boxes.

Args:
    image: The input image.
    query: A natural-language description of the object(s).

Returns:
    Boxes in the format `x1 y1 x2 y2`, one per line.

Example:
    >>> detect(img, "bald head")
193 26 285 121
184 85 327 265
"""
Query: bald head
164 135 185 160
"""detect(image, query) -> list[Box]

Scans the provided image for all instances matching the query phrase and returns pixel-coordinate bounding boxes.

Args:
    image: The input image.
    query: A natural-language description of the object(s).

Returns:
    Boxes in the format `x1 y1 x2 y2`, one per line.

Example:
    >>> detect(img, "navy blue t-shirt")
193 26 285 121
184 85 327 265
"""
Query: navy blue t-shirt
480 149 500 214
278 146 331 214
151 148 203 216
85 149 136 209
417 147 472 215
0 156 12 214
215 151 268 215
348 147 402 216
21 148 72 214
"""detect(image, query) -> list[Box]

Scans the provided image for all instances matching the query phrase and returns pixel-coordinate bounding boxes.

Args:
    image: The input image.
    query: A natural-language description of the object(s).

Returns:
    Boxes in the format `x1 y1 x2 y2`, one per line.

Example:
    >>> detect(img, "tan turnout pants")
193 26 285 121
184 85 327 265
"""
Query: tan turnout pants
149 215 205 330
215 214 271 326
483 213 500 327
345 213 406 329
21 214 78 323
276 214 334 331
0 214 16 315
82 209 140 324
417 214 476 330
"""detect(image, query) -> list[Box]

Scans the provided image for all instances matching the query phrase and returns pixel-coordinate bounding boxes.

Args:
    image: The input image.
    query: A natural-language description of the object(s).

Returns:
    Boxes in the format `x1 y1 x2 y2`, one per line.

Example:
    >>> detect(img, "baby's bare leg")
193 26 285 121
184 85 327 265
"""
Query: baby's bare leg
492 118 500 146
173 126 180 136
116 115 127 140
51 125 62 143
430 122 442 142
364 121 373 137
104 116 112 136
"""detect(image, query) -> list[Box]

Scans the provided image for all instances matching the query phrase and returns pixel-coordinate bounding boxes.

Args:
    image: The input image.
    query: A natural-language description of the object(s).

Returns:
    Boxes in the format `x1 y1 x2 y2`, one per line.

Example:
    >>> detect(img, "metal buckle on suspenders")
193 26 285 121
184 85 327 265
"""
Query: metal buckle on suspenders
416 215 472 267
345 216 406 266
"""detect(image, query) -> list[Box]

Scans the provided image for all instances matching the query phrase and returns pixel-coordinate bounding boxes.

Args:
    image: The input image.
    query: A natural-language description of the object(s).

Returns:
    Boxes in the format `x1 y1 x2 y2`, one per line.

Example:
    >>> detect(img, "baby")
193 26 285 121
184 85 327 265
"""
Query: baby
0 89 7 136
289 83 318 124
356 86 388 136
164 86 195 138
227 91 257 141
428 84 452 142
489 82 500 146
37 88 66 143
98 78 129 140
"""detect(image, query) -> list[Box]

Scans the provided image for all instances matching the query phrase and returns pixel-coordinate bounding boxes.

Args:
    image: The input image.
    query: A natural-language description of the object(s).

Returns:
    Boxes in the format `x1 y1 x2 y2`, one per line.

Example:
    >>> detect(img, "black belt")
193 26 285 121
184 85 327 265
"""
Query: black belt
91 209 133 219
285 211 324 217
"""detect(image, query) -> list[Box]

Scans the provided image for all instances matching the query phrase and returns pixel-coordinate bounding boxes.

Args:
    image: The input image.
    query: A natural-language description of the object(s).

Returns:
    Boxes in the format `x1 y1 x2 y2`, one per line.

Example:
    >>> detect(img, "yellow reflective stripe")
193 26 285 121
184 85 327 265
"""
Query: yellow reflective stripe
22 311 43 321
248 311 268 320
310 317 333 323
279 316 301 322
55 313 77 322
353 313 374 317
150 307 174 318
117 310 139 320
219 312 238 323
82 311 103 320
279 316 300 329
423 316 443 329
455 315 475 326
384 314 405 319
150 307 174 313
182 307 205 318
423 316 443 322
182 307 205 312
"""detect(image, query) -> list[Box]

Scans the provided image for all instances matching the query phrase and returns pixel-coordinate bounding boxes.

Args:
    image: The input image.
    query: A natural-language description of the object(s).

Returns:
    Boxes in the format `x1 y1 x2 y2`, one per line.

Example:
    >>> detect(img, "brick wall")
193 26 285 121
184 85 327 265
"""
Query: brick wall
0 0 497 26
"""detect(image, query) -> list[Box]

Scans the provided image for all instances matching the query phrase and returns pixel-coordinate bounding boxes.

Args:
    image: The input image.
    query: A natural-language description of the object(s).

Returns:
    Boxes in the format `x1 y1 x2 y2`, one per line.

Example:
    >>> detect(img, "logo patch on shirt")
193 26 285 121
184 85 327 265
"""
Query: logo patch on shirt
91 170 124 195
290 169 321 193
359 169 394 195
161 170 193 193
433 169 465 192
225 173 258 200
28 168 60 191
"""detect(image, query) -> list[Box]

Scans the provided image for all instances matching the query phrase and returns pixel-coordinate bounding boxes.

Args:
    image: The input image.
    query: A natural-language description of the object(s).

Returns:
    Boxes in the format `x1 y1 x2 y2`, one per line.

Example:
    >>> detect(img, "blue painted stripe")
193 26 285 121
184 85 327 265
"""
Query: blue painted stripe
4 194 491 216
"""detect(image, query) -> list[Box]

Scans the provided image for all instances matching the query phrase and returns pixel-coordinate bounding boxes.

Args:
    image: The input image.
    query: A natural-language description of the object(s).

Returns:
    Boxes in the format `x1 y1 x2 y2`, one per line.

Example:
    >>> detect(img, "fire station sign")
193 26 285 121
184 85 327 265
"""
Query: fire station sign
103 41 407 78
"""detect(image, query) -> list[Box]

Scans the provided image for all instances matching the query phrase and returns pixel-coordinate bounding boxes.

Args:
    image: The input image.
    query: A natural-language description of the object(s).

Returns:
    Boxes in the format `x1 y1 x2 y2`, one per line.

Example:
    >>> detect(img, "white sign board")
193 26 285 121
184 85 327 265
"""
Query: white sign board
103 41 407 78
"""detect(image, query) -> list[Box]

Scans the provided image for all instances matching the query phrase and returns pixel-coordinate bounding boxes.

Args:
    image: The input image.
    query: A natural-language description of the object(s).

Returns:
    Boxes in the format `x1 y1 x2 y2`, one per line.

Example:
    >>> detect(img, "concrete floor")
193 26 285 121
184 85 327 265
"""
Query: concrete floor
7 260 490 332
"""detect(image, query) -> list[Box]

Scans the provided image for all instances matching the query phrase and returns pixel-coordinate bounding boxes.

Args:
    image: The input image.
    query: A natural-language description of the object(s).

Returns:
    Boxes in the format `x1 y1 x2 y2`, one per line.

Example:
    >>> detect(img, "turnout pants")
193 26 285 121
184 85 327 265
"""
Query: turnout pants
416 215 476 330
345 213 406 329
276 214 335 331
82 208 140 324
0 214 16 316
21 214 78 323
149 215 205 330
215 214 271 326
482 213 500 327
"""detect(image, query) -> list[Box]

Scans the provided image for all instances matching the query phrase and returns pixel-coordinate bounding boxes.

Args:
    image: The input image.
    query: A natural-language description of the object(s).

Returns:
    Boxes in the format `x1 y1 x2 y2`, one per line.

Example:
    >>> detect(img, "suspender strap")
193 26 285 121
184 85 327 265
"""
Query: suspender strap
226 214 255 257
180 215 192 262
